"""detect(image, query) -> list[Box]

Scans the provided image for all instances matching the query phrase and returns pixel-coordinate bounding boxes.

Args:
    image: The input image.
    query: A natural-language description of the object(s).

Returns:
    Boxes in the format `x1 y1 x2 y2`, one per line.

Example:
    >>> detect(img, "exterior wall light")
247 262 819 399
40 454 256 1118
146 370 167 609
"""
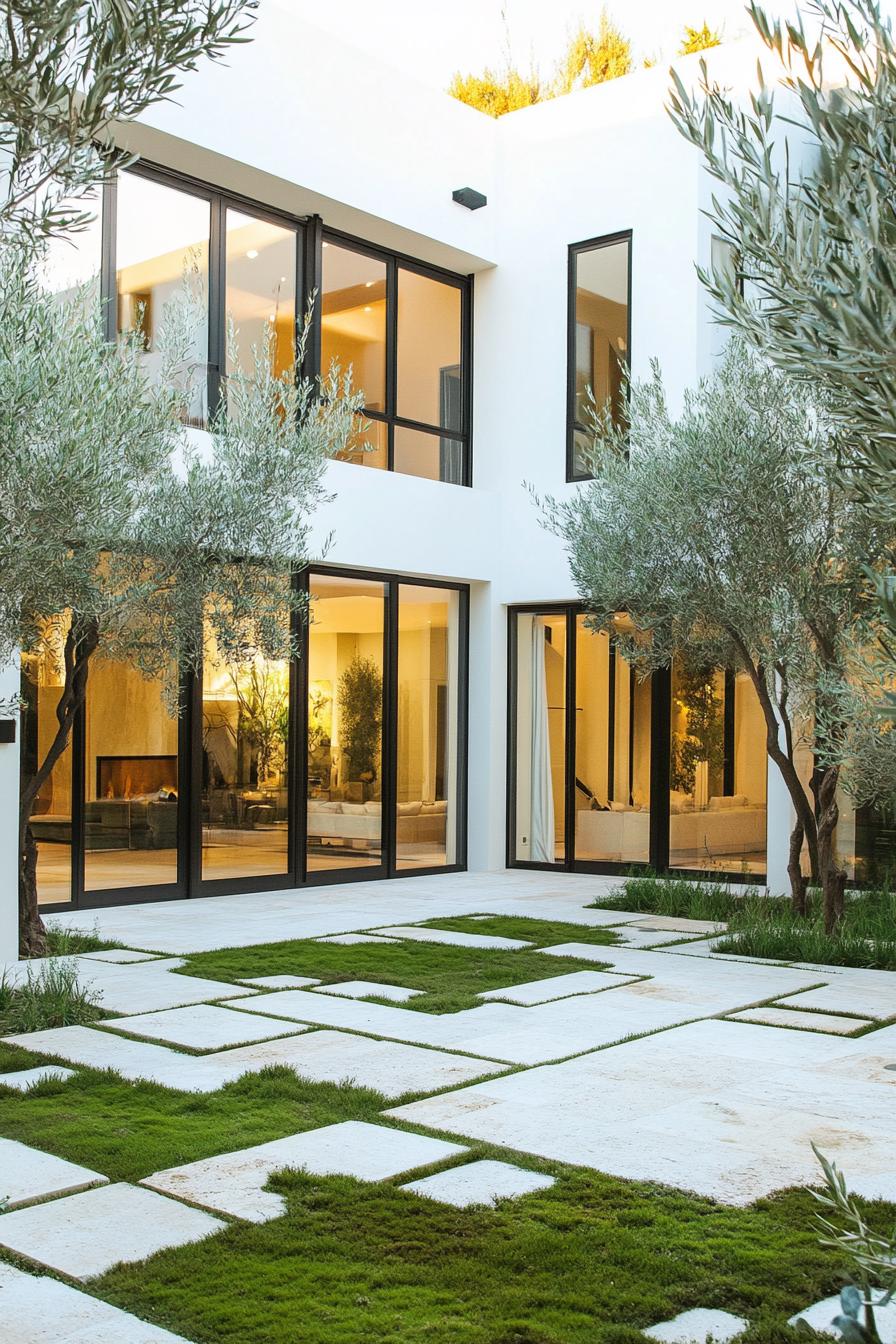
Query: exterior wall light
452 187 487 211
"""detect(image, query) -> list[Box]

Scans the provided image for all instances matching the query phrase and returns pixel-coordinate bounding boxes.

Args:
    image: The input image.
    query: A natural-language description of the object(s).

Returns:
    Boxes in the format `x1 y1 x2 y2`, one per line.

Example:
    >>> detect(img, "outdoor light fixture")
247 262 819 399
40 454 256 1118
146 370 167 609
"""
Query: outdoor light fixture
452 186 487 211
0 720 15 744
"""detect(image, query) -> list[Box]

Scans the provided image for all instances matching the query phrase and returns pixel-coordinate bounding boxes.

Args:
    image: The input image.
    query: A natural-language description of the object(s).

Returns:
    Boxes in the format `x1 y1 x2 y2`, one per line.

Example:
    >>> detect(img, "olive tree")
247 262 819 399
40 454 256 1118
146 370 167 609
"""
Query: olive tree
0 261 361 956
543 342 891 931
0 0 255 244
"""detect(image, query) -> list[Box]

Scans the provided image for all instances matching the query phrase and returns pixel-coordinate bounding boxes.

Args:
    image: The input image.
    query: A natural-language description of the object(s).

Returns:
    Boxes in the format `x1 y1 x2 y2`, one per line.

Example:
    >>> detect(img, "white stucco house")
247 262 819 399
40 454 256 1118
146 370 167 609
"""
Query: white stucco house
0 5 874 960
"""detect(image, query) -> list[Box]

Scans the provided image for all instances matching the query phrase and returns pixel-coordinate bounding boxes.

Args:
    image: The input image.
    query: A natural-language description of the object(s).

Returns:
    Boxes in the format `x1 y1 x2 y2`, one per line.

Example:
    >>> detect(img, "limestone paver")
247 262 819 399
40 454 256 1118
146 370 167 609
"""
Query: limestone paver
628 916 727 935
778 979 896 1021
238 974 321 989
371 925 533 950
386 1018 893 1204
478 971 638 1005
727 1005 870 1035
0 1065 75 1091
789 1294 896 1342
81 949 163 964
643 1307 749 1342
1 1024 230 1091
101 1003 307 1050
315 933 399 945
400 1159 554 1207
1 954 259 1016
313 979 423 1002
0 1261 194 1342
0 1182 226 1280
142 1121 466 1221
606 927 710 949
0 1137 107 1209
214 1030 505 1097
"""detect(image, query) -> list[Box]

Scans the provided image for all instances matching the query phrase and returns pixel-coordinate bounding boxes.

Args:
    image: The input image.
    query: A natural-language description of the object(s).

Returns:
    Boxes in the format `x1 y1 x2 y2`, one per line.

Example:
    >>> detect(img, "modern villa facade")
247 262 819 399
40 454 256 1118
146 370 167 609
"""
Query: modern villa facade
0 6 879 959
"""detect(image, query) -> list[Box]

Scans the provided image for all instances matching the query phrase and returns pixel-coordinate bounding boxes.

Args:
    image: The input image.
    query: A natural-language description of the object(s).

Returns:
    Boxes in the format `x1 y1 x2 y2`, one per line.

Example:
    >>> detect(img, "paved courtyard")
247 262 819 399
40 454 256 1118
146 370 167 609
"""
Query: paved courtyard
2 870 895 1341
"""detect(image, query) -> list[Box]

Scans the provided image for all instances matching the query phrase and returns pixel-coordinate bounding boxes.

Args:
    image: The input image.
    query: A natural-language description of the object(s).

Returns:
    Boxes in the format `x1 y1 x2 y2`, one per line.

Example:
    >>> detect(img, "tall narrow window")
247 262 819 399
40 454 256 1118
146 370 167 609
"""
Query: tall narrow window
116 171 211 424
568 233 631 480
321 241 387 424
396 585 461 869
306 573 387 874
513 612 567 864
224 208 297 381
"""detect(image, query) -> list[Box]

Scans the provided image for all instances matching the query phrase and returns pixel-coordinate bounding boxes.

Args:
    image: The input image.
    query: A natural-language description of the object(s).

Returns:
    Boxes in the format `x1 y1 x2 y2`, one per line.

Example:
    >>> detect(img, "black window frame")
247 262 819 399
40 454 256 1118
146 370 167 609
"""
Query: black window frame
566 230 633 483
319 226 474 487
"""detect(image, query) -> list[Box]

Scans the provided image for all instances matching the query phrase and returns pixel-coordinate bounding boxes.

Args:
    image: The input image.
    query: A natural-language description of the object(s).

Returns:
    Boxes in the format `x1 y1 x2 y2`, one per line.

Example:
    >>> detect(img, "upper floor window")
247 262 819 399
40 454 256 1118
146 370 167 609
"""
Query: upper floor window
322 236 470 485
567 232 631 481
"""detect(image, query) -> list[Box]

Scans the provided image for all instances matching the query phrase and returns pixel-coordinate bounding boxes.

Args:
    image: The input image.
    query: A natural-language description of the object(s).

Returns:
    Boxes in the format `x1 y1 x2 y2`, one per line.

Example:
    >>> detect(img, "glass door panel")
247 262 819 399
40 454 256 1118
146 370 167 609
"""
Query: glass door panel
575 616 651 864
84 657 179 892
200 603 291 884
21 622 74 905
513 612 566 864
396 585 460 869
306 573 386 874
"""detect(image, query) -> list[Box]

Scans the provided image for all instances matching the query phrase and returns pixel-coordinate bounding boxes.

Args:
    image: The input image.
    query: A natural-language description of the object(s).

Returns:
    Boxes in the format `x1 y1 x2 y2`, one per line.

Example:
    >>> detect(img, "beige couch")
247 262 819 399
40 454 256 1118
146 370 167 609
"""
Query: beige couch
307 799 447 850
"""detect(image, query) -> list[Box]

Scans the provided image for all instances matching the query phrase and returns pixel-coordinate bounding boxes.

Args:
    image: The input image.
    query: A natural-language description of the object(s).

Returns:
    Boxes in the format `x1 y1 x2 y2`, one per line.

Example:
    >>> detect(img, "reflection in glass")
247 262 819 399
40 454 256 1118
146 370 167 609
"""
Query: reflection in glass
668 664 767 873
396 586 460 869
321 243 387 413
21 623 74 904
38 187 103 304
393 425 464 484
514 613 566 863
201 611 290 882
306 574 386 873
225 209 296 380
335 415 388 470
574 616 651 864
84 657 179 891
116 171 210 423
571 236 630 474
396 269 462 430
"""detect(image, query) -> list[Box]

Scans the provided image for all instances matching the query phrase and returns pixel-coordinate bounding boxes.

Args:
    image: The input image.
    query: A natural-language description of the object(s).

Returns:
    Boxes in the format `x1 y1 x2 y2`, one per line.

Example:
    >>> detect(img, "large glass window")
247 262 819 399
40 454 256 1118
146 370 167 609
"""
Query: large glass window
200 596 291 884
574 617 651 865
224 208 297 380
83 655 180 893
320 236 468 485
306 574 387 874
513 612 567 864
667 664 767 874
116 171 210 425
396 585 461 869
569 233 631 479
37 187 103 303
20 622 74 905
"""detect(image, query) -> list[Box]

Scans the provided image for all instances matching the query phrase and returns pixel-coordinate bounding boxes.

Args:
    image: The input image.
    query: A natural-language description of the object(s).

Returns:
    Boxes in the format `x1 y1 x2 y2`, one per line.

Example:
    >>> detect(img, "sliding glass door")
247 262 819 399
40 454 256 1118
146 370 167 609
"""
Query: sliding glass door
509 605 766 879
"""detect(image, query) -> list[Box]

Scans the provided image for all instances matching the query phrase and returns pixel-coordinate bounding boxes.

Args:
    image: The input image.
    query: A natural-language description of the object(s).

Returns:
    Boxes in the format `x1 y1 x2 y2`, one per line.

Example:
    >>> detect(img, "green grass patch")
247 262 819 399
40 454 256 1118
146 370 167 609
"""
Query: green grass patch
44 924 117 957
182 919 618 1015
718 889 896 970
592 874 740 922
0 958 103 1035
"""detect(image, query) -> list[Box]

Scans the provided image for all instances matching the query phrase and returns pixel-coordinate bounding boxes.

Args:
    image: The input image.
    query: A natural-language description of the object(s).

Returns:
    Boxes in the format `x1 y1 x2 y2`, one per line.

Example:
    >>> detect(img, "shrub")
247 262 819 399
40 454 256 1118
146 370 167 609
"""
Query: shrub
0 960 102 1034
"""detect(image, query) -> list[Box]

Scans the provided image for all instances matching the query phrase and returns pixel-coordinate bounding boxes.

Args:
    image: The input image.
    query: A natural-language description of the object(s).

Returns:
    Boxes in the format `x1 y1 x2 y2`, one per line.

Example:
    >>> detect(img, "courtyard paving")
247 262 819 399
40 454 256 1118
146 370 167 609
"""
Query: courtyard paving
1 870 895 1341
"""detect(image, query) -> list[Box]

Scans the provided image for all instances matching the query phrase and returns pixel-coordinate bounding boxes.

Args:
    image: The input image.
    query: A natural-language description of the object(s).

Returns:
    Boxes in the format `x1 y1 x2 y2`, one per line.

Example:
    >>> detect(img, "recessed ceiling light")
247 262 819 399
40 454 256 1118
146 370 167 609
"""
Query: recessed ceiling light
322 241 329 248
364 306 372 313
246 249 258 259
365 280 374 287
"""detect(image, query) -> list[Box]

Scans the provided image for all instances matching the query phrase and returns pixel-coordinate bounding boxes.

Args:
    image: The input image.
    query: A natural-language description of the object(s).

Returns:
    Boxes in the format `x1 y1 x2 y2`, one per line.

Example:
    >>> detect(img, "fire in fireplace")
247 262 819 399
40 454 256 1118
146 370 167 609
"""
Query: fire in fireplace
96 756 177 800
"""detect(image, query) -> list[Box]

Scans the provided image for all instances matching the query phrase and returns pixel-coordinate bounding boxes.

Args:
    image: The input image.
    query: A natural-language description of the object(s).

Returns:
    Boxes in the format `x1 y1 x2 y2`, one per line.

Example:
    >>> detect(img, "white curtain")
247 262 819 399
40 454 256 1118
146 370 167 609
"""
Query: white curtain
529 617 556 862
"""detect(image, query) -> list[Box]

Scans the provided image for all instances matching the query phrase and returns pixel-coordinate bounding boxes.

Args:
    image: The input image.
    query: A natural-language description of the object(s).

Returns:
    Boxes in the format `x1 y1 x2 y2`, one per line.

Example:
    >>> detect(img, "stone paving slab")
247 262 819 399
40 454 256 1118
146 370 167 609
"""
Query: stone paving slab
387 1018 893 1204
644 1307 749 1342
0 1182 225 1280
478 971 638 1005
315 933 399 945
780 980 896 1021
101 1003 308 1051
238 975 321 989
0 1065 75 1091
312 979 423 1002
629 916 727 935
606 927 711 949
2 1024 227 1091
401 1158 555 1207
0 1261 193 1342
371 925 533 950
0 1137 108 1209
727 1005 870 1035
81 949 163 964
142 1120 466 1221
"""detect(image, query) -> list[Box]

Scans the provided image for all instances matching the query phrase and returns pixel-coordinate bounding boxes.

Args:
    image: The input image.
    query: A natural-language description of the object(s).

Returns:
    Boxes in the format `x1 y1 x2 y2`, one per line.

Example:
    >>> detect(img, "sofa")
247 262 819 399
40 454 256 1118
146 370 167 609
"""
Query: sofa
30 798 179 852
575 794 766 864
307 799 447 851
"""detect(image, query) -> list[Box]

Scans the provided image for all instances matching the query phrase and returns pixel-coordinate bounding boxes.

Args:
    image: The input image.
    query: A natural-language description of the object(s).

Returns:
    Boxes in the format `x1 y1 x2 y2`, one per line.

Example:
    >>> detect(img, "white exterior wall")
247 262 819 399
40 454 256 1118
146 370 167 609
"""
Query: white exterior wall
0 21 798 957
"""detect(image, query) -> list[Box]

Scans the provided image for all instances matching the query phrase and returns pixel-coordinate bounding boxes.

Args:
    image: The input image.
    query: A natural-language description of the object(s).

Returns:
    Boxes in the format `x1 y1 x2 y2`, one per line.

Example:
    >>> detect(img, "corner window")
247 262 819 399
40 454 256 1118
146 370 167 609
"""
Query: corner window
322 235 469 486
568 232 631 481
